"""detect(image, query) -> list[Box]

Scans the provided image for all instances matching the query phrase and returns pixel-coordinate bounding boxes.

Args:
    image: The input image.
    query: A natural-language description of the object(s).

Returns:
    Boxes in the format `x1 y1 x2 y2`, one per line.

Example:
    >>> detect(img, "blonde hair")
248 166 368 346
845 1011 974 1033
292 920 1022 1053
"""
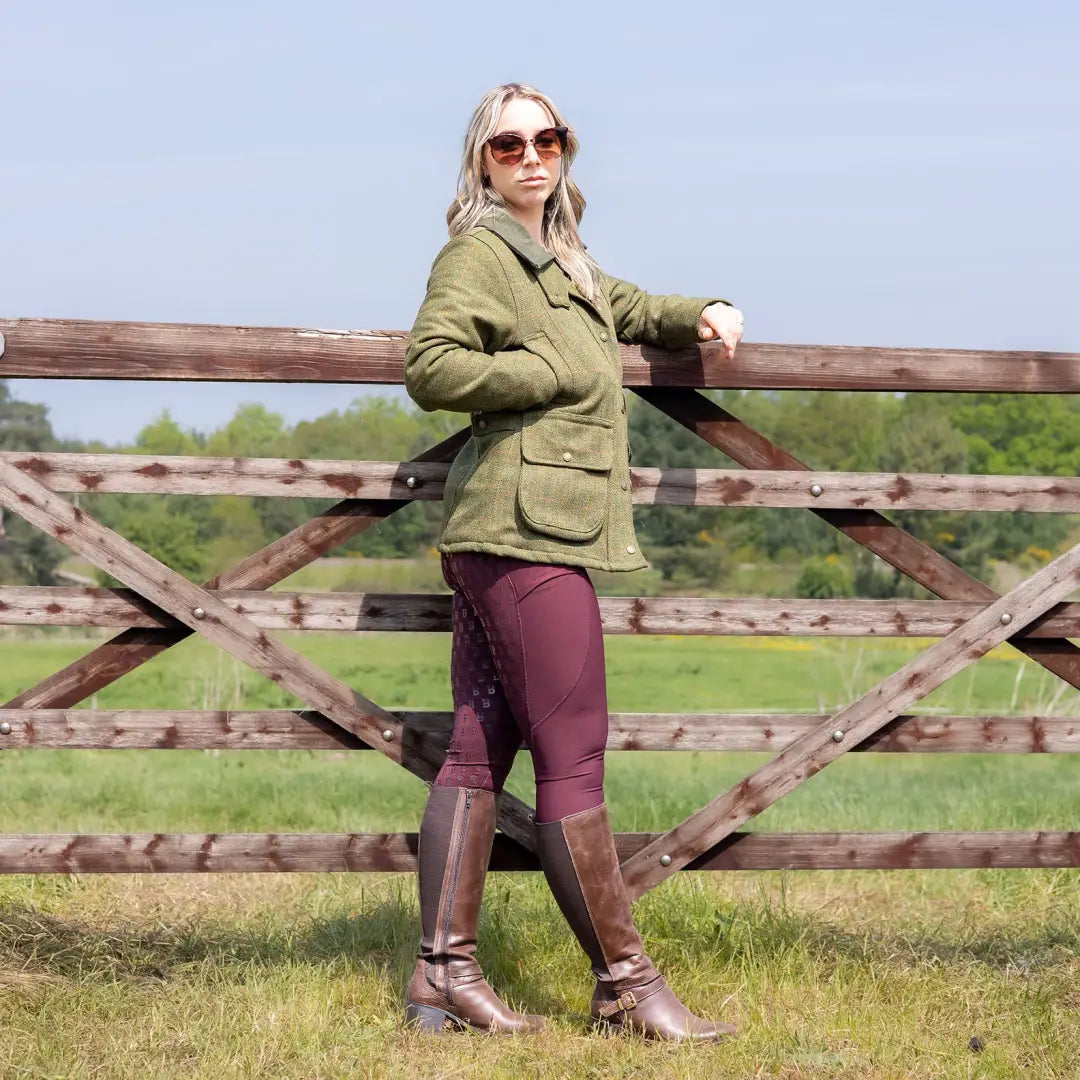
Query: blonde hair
447 83 603 305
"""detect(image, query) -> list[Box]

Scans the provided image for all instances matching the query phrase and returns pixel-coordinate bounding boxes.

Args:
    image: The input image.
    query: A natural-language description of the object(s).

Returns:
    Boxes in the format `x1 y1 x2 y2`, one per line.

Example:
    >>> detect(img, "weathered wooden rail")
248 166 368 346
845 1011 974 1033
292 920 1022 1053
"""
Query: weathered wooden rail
2 316 1080 887
8 451 1080 510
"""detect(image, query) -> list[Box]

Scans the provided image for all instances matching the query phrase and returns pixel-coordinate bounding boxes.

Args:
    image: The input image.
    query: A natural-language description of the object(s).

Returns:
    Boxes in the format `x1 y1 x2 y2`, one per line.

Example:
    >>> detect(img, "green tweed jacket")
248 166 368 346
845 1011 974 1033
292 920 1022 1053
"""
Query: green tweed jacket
404 205 729 573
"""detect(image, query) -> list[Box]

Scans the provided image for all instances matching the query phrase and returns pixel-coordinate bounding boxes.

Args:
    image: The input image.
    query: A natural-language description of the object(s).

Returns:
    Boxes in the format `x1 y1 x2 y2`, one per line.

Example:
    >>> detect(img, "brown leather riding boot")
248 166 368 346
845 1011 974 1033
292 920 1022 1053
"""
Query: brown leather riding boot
535 802 736 1042
405 785 545 1034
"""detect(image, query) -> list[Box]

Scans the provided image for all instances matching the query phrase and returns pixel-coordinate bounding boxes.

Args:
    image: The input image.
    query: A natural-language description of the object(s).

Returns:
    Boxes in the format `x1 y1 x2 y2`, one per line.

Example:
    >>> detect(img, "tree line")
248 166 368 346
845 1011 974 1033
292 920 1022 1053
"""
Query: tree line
1 380 1076 597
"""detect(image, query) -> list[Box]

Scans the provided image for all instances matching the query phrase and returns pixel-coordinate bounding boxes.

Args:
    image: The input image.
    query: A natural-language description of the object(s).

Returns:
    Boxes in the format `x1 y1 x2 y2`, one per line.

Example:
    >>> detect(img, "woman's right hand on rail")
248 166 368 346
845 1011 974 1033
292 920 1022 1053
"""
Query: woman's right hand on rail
697 303 745 360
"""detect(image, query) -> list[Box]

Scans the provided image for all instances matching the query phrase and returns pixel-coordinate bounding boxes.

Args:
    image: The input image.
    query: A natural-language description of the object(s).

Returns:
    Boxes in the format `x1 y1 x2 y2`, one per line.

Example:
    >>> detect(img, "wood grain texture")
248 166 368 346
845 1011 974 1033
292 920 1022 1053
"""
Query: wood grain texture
3 318 1078 391
0 457 538 848
9 451 1080 513
11 589 1080 639
621 534 1080 897
629 341 1080 393
640 388 1080 692
1 429 468 711
627 468 1080 512
3 709 1079 752
6 328 1080 876
2 452 451 499
0 459 411 760
0 318 409 383
3 831 1079 873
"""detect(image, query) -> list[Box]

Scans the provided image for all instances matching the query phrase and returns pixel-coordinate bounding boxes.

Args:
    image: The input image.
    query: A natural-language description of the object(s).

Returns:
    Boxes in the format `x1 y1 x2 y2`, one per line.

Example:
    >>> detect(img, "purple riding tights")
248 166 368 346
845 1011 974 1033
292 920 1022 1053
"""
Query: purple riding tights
434 550 609 824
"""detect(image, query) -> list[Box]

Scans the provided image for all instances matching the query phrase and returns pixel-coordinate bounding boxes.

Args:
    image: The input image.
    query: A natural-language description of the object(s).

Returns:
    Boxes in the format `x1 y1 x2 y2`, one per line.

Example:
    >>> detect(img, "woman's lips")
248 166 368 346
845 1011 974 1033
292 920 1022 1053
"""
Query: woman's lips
521 177 546 183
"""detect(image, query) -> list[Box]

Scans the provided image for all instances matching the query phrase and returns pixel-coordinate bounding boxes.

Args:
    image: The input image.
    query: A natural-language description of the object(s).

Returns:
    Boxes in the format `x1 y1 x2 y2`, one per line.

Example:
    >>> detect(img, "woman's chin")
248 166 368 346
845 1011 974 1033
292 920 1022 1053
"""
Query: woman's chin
509 188 551 211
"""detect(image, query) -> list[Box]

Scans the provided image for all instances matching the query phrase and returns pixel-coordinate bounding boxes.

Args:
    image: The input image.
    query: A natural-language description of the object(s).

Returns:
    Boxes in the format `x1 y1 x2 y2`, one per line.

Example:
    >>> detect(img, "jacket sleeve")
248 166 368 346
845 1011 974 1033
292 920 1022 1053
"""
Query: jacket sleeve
599 270 732 350
404 234 560 413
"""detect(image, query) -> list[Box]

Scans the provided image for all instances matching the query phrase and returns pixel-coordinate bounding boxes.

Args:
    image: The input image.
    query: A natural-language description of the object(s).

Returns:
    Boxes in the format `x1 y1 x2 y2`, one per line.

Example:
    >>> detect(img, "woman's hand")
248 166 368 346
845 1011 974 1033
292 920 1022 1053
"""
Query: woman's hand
697 303 744 359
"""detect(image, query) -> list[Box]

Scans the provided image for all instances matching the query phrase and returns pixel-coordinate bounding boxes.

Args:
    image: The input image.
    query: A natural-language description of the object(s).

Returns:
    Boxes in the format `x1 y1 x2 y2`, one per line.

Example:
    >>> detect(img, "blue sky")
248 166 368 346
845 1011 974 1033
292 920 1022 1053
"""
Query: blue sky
2 1 1078 444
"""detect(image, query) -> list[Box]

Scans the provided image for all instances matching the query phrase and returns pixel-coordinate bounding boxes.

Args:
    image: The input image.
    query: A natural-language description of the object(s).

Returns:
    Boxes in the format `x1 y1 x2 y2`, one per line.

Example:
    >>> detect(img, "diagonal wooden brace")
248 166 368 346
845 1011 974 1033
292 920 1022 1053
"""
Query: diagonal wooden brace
0 457 538 849
4 429 471 712
638 387 1080 691
621 534 1080 898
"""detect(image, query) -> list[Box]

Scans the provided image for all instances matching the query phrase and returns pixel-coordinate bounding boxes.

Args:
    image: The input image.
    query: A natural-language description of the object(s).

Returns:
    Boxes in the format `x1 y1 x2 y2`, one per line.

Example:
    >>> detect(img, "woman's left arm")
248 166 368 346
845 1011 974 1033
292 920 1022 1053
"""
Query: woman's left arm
600 271 744 359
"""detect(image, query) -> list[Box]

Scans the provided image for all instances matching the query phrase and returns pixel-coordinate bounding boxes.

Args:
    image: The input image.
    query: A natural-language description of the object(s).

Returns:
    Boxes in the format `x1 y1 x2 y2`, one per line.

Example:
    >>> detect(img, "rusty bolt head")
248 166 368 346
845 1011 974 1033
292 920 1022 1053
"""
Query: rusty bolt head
192 607 206 620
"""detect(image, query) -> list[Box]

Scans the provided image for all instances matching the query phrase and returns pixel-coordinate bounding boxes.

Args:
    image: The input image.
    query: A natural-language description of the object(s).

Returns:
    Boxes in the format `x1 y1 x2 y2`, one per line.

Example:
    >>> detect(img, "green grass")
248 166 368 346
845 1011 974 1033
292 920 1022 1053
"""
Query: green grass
4 631 1080 1076
61 550 820 599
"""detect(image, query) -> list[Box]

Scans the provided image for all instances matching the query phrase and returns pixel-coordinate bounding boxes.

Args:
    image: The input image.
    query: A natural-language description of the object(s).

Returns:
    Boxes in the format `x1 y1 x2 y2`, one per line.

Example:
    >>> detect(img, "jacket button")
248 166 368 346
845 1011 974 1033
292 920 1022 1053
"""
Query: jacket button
477 419 487 428
562 451 572 461
599 331 609 341
620 480 628 490
626 545 636 554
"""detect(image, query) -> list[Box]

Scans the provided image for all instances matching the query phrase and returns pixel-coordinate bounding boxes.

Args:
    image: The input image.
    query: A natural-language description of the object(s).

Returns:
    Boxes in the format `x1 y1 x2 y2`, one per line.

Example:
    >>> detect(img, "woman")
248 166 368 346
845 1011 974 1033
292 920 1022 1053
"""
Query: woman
402 83 744 1041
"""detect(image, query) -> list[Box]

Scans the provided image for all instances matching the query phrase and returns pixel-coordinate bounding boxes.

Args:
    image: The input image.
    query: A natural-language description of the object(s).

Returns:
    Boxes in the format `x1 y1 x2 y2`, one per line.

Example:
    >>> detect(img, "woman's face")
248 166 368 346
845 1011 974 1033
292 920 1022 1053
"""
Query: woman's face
483 97 562 215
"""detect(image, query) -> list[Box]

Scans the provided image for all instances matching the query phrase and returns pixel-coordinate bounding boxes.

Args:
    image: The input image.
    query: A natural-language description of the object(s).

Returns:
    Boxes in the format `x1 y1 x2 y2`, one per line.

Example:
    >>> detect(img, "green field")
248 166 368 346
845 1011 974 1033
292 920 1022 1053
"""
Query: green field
3 631 1080 1078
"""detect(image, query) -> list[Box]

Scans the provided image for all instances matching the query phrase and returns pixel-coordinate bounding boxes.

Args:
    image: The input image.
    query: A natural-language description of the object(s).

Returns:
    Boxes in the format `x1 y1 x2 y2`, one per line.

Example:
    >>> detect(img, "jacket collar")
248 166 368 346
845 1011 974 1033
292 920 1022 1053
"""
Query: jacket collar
476 204 604 315
476 205 556 271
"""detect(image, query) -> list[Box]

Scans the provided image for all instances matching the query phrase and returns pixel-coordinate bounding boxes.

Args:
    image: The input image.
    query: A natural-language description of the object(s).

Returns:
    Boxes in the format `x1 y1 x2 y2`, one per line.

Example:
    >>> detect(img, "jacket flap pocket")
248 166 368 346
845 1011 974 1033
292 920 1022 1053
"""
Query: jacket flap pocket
521 412 614 472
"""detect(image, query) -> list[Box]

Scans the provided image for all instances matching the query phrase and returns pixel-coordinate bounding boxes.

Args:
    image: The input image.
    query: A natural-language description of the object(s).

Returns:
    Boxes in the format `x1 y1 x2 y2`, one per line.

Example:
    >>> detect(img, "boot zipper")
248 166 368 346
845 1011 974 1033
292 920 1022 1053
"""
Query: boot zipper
440 789 473 1000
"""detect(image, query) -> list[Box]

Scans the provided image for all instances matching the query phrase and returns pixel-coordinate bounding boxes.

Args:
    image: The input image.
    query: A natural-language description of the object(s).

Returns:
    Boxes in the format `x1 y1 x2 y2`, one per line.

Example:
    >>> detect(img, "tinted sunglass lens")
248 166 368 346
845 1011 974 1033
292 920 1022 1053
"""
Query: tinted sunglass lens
489 135 525 164
534 129 564 159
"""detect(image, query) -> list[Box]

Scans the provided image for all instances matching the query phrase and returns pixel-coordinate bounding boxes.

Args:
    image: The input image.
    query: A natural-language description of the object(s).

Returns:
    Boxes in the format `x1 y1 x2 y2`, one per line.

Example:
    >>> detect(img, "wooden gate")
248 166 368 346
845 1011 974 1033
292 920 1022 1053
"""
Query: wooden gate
2 317 1080 894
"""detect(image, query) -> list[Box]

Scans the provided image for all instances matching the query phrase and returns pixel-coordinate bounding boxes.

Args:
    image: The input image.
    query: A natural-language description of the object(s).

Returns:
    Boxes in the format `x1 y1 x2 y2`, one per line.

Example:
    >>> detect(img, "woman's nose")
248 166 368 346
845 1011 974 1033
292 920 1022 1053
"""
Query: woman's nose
522 141 541 165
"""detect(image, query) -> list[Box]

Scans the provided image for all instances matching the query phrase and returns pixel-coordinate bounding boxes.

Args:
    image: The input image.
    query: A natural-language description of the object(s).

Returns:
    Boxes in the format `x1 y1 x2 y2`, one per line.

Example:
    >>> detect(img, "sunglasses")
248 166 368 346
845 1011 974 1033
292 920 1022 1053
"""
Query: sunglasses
485 126 568 167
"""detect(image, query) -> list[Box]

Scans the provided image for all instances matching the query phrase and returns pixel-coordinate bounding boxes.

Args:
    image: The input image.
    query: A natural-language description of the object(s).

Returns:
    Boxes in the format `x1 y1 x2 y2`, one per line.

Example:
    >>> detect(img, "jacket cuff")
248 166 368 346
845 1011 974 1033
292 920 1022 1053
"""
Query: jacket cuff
660 296 732 350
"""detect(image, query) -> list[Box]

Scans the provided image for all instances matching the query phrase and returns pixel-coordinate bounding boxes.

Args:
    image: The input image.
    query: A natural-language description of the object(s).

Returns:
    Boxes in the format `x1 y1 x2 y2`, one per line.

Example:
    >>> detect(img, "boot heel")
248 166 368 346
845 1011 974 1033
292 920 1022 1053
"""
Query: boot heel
404 1001 465 1033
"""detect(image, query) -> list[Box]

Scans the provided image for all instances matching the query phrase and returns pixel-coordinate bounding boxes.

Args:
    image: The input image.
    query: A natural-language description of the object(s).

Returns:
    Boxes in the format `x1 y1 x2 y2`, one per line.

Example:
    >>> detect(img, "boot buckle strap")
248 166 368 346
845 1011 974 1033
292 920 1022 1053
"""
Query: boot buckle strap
597 990 638 1018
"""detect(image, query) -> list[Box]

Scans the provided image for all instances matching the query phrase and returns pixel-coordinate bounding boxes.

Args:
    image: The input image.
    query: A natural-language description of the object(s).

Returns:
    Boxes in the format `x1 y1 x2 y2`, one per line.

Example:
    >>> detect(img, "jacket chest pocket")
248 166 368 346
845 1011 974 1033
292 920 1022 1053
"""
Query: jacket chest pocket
517 412 614 542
